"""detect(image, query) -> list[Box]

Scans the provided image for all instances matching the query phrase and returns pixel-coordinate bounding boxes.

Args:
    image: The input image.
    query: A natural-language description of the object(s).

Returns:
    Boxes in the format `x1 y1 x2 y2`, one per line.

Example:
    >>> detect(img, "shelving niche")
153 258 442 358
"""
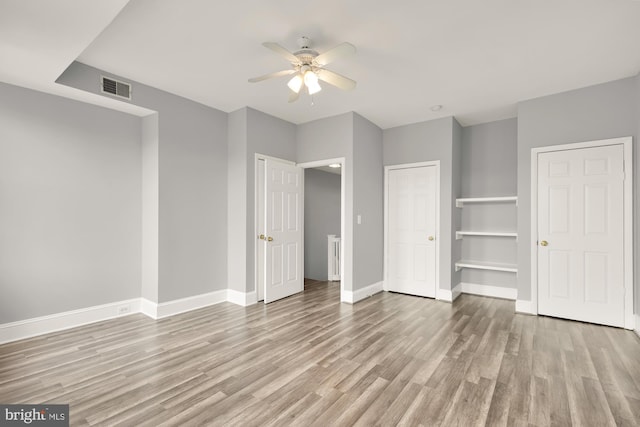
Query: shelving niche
455 196 518 274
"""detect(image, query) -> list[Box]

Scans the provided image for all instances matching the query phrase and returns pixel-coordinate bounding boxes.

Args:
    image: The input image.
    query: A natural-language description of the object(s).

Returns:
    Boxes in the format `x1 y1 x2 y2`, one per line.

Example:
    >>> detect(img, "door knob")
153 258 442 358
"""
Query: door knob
267 236 273 242
428 236 435 241
540 240 548 247
259 234 265 240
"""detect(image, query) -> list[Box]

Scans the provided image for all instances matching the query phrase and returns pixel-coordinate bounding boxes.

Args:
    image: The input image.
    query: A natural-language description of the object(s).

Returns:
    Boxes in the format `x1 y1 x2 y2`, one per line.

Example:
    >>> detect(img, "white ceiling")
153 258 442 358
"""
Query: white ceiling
0 0 152 116
3 0 640 128
314 165 342 175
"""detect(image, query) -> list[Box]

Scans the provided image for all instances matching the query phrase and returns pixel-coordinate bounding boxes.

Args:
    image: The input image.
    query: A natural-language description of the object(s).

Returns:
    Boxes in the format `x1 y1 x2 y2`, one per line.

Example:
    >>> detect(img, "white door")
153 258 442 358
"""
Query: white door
537 144 625 327
387 165 438 297
263 158 303 303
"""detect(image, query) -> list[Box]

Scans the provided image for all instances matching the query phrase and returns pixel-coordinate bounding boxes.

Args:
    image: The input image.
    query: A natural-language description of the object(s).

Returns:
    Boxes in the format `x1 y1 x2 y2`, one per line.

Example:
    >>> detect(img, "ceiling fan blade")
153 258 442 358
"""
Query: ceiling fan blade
317 69 357 91
288 90 300 103
315 42 356 66
263 42 300 64
248 69 295 83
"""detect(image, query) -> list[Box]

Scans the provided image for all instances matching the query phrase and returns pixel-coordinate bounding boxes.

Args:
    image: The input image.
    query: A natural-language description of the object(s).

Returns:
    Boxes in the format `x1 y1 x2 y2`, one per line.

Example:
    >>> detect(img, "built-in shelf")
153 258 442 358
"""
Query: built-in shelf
456 231 518 240
455 260 518 273
456 195 518 281
456 196 517 208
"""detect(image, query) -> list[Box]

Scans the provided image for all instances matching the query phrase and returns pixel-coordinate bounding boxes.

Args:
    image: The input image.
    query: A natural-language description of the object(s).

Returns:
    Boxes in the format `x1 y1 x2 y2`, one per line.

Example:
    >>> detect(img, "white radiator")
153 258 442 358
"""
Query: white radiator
327 235 341 281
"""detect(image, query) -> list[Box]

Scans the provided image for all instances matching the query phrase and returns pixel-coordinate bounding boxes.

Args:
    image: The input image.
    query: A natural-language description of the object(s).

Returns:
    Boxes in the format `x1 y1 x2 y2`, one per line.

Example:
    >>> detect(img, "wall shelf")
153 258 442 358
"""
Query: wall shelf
455 260 518 273
456 195 518 283
456 231 517 240
456 196 517 208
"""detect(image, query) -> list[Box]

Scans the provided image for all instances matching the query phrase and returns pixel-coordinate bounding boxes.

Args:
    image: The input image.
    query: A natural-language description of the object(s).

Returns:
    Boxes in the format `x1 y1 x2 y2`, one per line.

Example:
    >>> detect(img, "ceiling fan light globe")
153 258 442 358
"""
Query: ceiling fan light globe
307 80 322 95
287 75 303 93
303 70 318 86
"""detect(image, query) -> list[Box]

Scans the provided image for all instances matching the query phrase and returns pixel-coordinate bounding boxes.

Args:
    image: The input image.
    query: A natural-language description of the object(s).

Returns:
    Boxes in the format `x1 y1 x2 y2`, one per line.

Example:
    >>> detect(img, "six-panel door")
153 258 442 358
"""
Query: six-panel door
264 159 304 303
537 144 625 327
387 166 437 298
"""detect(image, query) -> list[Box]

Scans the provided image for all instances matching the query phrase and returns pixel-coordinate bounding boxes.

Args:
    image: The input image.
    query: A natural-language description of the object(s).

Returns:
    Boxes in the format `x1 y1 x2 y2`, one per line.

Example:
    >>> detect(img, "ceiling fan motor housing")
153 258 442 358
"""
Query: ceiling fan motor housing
294 37 319 65
294 50 318 65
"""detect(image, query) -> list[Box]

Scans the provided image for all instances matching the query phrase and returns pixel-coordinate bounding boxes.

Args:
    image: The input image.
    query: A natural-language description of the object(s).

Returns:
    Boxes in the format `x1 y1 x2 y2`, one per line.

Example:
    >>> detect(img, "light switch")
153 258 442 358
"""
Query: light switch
357 214 362 224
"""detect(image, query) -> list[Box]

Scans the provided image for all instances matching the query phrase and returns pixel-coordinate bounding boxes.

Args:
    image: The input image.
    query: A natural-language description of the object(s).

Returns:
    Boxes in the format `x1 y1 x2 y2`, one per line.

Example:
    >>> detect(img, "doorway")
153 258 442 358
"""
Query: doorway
255 155 347 303
303 165 342 294
531 137 633 329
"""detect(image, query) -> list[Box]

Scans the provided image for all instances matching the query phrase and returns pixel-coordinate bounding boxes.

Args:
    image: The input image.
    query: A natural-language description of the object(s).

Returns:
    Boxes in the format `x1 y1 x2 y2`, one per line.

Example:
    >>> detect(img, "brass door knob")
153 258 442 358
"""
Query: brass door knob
428 236 435 241
540 240 548 247
267 236 273 242
259 234 265 240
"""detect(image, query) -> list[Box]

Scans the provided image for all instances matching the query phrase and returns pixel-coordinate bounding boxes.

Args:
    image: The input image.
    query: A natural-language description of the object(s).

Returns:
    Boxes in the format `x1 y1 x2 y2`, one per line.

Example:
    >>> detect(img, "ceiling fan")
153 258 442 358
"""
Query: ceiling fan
248 36 357 103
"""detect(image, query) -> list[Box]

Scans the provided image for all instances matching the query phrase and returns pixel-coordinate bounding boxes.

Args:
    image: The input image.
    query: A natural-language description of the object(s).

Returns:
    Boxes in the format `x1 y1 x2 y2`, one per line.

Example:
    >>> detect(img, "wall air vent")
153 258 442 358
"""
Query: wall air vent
101 76 131 100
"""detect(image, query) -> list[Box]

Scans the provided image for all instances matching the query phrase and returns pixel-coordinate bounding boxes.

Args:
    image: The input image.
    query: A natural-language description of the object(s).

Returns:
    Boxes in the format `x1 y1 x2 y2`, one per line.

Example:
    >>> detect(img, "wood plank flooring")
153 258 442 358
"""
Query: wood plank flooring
1 280 640 426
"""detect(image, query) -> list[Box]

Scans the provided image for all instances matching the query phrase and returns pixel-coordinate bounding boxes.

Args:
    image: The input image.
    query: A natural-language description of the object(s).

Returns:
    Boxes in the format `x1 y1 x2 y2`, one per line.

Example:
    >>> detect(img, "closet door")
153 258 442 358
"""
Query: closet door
387 165 438 298
537 144 625 327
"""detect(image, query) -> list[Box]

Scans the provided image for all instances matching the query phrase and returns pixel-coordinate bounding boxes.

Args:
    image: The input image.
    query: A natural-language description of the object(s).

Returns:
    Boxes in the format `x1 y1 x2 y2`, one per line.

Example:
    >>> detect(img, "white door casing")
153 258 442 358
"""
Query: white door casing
385 163 439 298
256 159 265 302
263 158 304 303
297 157 347 302
532 137 633 329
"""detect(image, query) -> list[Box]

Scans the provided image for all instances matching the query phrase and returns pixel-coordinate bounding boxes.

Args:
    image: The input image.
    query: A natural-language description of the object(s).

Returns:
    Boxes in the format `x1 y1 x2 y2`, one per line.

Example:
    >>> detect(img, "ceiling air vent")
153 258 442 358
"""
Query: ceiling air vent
101 76 131 100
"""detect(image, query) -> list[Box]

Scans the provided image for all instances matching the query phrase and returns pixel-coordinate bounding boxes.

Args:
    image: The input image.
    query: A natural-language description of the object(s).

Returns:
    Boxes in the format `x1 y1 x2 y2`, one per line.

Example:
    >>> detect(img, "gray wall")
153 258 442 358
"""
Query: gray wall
452 119 463 288
353 113 384 289
517 77 637 302
227 107 297 294
461 118 518 197
58 61 228 303
12 59 639 322
157 95 227 301
296 113 353 164
227 109 248 293
0 82 141 323
297 113 355 292
460 118 518 290
383 117 455 292
304 169 341 281
245 108 296 293
141 113 159 302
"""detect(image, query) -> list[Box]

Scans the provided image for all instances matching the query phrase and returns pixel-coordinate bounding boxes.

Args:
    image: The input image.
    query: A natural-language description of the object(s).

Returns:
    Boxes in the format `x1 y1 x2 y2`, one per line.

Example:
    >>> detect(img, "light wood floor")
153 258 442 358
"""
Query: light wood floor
1 281 640 426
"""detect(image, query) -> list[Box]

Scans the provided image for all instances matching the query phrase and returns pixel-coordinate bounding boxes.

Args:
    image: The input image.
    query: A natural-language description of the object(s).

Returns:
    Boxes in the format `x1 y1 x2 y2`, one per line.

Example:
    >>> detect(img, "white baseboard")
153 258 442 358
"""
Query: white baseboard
459 282 517 300
515 299 536 315
635 315 640 339
227 289 258 307
437 283 461 303
155 290 228 319
452 283 462 301
142 291 227 320
0 298 141 345
140 298 158 319
0 288 244 344
342 281 383 304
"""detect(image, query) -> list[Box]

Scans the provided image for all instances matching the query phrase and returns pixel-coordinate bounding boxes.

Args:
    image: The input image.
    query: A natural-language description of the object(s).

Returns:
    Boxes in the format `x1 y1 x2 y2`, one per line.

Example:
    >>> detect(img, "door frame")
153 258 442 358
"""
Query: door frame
530 136 634 329
383 161 441 298
297 157 347 303
255 155 348 303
